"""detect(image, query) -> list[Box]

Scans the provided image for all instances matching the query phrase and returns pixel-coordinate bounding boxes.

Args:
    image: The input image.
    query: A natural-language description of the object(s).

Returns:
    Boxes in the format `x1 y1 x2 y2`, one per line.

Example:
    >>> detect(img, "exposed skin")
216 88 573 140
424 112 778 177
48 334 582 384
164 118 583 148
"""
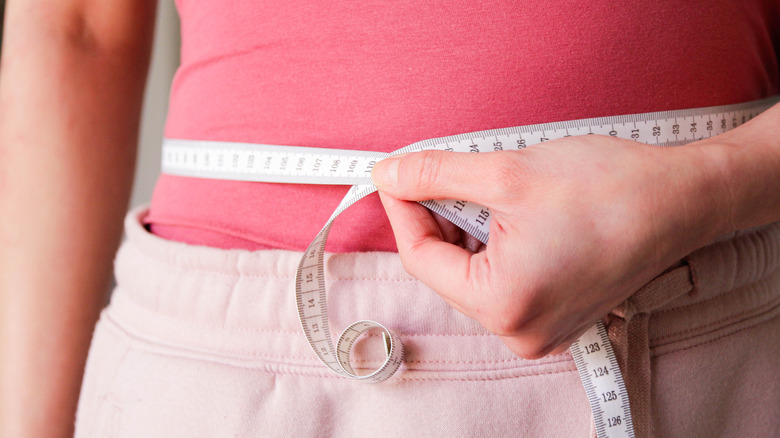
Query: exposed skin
0 1 157 437
372 105 780 360
0 0 778 436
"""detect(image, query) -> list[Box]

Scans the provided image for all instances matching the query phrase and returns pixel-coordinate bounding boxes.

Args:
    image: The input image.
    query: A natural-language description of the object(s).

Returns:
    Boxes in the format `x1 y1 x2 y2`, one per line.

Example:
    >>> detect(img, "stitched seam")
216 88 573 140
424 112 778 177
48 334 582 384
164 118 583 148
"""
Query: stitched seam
105 309 568 367
109 335 579 382
655 265 779 314
653 303 780 358
125 242 416 282
113 289 495 337
105 311 318 362
106 315 578 379
399 368 577 382
651 294 780 343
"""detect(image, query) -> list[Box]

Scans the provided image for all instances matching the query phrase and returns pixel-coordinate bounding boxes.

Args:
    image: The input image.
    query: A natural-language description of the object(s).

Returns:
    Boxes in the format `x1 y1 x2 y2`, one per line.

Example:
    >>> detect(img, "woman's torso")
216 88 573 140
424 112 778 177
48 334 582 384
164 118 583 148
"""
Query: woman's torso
145 0 780 252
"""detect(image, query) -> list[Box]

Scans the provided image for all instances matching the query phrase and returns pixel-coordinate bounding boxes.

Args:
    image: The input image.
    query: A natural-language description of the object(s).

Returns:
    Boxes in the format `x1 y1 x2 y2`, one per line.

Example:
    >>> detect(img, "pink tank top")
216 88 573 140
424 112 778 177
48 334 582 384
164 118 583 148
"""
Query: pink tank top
145 0 780 252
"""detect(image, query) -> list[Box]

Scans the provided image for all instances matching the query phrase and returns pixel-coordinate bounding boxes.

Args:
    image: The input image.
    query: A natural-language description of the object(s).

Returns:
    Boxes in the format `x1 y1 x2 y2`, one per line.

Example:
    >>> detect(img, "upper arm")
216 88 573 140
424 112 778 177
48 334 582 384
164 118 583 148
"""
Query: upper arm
0 0 160 159
3 0 158 56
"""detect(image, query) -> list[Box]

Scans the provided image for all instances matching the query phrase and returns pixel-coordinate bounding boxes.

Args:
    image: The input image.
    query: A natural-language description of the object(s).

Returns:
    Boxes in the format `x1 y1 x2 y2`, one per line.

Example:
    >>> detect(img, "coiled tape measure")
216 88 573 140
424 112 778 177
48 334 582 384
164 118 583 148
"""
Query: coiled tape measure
161 96 778 438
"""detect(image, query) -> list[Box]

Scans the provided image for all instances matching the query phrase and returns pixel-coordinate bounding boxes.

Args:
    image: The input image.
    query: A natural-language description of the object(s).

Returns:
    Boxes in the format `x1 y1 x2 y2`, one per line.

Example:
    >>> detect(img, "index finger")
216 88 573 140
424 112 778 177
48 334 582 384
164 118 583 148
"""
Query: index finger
371 150 525 206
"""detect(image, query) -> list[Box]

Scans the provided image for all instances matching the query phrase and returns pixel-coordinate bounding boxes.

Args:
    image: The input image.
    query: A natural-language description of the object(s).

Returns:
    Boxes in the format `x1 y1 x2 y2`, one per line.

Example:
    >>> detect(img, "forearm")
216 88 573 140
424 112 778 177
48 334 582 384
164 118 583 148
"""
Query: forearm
690 101 780 240
0 2 156 437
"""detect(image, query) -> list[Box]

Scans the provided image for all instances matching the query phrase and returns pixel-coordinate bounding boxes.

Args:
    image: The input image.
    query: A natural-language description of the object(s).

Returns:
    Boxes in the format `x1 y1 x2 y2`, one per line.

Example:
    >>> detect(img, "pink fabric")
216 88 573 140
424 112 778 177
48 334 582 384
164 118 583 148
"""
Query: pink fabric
75 206 780 437
145 0 780 252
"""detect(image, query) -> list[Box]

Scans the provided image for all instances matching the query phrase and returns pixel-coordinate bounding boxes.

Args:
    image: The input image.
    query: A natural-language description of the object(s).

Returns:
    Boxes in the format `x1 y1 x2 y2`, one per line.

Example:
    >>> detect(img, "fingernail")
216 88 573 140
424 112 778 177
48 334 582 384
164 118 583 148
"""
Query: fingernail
371 156 400 188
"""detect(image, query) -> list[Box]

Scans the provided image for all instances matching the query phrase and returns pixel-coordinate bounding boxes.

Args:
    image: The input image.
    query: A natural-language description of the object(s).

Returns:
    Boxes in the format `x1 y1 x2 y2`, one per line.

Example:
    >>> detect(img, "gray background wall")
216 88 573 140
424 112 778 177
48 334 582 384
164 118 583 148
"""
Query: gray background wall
132 2 181 208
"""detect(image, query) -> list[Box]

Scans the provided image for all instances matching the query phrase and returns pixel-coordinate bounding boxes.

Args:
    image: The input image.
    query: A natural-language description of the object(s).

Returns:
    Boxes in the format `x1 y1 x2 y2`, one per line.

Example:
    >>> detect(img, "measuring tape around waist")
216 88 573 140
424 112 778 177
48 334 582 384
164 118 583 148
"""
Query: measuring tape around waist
161 96 778 438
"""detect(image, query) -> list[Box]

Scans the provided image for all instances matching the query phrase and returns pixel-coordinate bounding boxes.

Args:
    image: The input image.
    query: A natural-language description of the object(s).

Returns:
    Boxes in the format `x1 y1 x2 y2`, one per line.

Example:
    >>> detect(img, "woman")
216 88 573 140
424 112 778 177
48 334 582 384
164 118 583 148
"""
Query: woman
1 1 779 437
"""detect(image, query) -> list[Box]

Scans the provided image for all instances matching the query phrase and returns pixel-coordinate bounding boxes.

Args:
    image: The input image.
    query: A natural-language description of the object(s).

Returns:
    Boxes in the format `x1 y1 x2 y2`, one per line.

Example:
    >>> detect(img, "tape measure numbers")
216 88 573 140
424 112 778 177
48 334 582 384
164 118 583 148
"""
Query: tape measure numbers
572 321 634 437
161 96 779 437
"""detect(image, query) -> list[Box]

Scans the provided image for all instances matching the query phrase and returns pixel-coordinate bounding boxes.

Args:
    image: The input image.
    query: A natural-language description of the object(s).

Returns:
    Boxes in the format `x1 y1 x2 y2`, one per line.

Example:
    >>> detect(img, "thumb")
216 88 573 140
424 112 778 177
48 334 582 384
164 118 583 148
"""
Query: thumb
371 150 514 204
377 191 479 314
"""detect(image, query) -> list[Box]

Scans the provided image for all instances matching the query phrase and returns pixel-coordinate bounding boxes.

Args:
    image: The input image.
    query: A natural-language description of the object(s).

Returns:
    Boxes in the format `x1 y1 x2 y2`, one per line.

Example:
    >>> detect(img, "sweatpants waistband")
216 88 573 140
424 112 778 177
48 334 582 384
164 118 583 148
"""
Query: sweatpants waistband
106 204 780 380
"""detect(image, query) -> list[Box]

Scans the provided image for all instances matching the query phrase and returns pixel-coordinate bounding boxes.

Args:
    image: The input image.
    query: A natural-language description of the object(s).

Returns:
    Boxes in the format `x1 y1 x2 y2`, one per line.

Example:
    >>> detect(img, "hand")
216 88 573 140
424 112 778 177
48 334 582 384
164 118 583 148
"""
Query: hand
371 135 726 359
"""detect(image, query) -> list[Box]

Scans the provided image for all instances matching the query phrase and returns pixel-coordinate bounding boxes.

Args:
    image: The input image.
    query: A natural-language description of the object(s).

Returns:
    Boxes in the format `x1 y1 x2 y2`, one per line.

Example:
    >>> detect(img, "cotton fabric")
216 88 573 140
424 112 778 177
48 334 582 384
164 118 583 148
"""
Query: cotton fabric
145 0 780 252
75 206 780 437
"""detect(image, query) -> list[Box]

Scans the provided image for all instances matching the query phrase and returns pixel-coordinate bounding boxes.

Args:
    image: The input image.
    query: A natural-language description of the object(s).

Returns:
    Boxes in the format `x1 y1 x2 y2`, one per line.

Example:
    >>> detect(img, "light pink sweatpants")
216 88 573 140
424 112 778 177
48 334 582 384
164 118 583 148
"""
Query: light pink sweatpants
75 205 780 437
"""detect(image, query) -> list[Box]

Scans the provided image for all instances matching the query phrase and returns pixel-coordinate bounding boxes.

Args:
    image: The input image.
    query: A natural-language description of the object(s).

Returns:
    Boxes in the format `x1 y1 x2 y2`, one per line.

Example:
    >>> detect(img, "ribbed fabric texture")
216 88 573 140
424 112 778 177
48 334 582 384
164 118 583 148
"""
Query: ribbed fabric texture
75 207 780 437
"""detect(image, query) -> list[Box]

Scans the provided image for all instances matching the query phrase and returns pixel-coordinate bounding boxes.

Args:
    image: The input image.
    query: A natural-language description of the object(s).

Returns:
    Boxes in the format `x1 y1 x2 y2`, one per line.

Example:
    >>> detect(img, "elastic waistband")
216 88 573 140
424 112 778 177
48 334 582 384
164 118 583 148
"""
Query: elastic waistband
105 204 780 379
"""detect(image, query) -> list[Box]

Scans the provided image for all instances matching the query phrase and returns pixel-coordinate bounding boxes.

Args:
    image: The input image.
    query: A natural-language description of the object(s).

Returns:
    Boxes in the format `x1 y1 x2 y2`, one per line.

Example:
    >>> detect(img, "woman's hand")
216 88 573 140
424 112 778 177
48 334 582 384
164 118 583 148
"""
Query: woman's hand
372 135 729 359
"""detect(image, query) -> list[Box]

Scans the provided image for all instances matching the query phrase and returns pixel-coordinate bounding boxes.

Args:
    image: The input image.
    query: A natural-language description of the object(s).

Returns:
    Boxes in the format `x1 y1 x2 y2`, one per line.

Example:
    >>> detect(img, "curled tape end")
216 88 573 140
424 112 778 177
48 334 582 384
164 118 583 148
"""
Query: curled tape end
336 321 404 383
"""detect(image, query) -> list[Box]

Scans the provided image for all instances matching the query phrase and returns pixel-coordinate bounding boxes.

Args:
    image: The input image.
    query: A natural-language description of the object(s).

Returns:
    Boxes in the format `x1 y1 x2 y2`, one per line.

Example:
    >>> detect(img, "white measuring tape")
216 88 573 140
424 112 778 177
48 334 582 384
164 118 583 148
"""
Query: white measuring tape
161 96 778 437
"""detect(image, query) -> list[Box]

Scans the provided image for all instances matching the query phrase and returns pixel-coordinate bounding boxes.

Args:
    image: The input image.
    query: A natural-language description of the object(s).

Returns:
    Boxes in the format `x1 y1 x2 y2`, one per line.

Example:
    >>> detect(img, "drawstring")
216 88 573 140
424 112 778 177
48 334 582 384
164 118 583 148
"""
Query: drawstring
598 264 695 438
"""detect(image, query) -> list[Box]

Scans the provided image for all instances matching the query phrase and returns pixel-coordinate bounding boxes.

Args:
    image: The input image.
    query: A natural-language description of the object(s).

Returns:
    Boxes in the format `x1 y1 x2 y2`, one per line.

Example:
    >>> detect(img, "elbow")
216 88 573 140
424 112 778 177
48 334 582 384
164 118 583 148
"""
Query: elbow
30 2 156 57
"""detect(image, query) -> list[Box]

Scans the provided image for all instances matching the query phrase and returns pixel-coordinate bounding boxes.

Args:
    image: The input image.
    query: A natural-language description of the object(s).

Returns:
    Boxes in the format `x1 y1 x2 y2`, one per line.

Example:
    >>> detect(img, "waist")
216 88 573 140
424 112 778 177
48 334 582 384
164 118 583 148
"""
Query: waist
144 176 398 251
148 93 780 252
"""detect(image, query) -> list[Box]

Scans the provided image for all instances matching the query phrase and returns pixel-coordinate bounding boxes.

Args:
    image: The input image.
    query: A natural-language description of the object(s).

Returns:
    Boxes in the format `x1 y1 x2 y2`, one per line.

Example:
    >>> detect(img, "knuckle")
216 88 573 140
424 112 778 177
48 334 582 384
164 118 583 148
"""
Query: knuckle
516 341 550 360
397 238 430 279
490 153 530 199
469 267 556 360
397 251 412 272
500 332 552 360
480 297 534 337
494 155 522 185
397 247 419 276
404 150 442 193
477 280 547 334
483 313 522 338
